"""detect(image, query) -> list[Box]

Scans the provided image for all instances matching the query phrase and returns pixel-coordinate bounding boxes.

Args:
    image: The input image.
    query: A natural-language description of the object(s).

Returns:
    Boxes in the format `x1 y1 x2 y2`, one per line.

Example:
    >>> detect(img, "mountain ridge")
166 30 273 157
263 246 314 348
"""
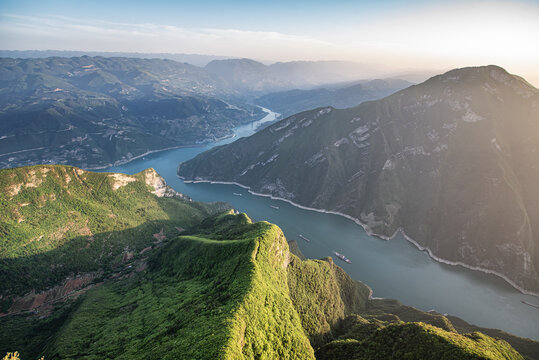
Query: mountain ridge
255 78 413 118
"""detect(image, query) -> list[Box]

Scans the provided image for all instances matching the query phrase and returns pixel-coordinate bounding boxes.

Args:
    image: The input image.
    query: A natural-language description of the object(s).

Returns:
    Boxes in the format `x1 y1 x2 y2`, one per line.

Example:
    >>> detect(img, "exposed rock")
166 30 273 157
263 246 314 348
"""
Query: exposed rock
109 173 136 190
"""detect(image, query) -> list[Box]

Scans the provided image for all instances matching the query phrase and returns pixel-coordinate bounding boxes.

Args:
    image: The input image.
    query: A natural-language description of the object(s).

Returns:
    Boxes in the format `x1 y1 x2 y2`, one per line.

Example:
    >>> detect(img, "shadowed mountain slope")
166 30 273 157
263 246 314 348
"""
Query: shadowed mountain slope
178 65 539 294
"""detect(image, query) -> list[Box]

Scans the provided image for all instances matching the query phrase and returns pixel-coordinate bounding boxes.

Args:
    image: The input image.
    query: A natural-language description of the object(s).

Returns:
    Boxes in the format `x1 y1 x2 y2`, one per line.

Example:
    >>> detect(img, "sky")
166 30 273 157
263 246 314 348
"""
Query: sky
1 0 538 85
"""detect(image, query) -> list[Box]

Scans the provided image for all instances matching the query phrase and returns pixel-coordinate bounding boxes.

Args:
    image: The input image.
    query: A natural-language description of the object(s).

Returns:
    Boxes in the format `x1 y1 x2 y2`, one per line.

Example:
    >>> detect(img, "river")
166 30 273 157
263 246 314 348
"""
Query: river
99 107 539 341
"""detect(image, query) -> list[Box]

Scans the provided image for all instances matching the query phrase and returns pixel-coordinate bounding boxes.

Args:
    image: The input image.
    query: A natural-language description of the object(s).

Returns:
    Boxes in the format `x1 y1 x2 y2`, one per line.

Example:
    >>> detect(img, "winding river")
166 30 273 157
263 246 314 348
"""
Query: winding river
99 108 539 340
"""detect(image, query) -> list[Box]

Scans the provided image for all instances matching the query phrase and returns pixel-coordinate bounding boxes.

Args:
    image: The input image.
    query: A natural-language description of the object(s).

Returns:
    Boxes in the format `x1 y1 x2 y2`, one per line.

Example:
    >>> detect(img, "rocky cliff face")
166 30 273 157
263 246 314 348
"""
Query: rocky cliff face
178 65 539 294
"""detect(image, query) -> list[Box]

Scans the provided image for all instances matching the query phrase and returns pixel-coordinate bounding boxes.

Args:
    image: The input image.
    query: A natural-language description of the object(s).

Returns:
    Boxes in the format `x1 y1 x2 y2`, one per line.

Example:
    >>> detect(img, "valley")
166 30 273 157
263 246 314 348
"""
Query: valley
1 59 538 358
179 65 539 297
0 56 408 171
2 0 538 358
102 144 539 342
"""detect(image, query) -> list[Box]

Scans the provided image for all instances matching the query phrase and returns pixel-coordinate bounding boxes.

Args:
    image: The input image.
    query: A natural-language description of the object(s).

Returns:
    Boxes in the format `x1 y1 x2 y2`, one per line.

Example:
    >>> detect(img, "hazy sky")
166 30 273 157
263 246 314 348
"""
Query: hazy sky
1 0 538 84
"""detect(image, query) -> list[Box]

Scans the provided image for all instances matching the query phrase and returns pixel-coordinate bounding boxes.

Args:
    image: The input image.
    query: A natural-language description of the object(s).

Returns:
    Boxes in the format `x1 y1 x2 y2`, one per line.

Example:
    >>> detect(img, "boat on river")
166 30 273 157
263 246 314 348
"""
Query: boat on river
521 300 539 310
233 193 242 196
270 205 279 209
333 251 351 264
299 234 310 242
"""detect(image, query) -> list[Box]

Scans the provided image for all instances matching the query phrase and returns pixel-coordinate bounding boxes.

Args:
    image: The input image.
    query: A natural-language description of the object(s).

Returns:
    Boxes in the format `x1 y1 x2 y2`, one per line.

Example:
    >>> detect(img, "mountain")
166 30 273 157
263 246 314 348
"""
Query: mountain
205 59 399 96
0 56 264 169
256 78 413 118
205 58 294 94
0 166 531 359
178 65 539 295
0 164 228 299
0 50 230 67
268 61 386 86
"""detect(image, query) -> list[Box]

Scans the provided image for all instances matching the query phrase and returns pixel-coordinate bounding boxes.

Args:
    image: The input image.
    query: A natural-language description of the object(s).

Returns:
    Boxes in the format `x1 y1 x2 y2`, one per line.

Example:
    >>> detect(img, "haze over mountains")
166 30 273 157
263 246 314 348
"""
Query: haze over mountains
0 55 410 169
0 50 230 67
1 50 430 83
256 78 413 118
179 65 539 295
204 58 399 94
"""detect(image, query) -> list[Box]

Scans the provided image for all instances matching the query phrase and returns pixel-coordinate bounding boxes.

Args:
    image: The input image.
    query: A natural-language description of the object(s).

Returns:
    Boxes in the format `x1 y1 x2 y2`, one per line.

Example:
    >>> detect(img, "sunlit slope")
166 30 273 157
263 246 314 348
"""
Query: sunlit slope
317 320 523 360
45 212 316 359
0 211 530 359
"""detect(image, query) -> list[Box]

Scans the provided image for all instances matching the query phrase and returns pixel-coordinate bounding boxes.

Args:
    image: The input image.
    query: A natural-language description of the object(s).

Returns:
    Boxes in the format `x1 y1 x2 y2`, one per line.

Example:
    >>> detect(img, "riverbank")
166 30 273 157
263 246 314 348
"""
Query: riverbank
181 178 539 299
87 107 278 171
86 145 192 170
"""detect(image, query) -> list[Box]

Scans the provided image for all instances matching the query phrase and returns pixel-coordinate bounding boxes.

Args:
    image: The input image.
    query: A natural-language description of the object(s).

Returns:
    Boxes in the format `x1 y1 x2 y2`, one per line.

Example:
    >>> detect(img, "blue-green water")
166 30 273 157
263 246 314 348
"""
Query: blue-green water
100 109 539 340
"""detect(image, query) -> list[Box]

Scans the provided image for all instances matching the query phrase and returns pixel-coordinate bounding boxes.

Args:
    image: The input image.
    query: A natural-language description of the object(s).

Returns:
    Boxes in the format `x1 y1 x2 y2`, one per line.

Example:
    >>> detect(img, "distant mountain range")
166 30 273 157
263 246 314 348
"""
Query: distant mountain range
256 78 413 118
0 56 266 169
205 58 402 95
179 65 539 295
0 50 231 67
2 50 429 83
0 165 533 359
0 55 411 170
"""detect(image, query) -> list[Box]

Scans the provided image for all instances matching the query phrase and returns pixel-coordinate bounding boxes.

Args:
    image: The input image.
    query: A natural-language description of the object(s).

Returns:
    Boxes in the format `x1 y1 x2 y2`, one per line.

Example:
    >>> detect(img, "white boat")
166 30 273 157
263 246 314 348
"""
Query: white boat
333 251 351 264
270 205 279 209
233 193 242 196
299 234 310 242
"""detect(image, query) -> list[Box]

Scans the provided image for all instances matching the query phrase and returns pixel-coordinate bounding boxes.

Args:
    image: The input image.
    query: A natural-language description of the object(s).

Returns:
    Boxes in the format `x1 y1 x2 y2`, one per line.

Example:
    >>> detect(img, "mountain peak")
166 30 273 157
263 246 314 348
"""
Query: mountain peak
205 58 267 70
424 65 537 92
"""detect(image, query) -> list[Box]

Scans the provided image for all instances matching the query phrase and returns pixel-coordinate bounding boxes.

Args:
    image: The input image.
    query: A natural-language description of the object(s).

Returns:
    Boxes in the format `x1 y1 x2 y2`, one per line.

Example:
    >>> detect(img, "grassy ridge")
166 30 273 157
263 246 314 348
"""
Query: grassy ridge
43 212 314 359
0 212 530 359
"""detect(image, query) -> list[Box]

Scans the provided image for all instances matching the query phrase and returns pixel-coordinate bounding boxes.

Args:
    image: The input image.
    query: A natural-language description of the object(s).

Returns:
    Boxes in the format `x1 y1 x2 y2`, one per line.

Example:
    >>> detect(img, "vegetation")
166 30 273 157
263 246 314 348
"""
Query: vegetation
446 315 539 360
0 166 531 359
0 164 225 296
0 56 264 169
4 212 313 359
287 255 370 347
316 320 523 360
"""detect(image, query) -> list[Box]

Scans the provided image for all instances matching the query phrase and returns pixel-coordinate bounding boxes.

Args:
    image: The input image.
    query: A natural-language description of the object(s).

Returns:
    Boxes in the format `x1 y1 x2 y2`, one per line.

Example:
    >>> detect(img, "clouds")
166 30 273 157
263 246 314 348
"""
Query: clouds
0 1 538 86
0 14 337 60
344 1 539 67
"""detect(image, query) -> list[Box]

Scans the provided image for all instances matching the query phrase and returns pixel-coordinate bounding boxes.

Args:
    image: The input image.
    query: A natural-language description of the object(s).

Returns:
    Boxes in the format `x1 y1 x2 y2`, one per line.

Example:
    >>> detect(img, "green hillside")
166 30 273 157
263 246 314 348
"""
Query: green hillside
2 211 529 360
317 320 523 360
0 164 226 297
0 166 533 359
